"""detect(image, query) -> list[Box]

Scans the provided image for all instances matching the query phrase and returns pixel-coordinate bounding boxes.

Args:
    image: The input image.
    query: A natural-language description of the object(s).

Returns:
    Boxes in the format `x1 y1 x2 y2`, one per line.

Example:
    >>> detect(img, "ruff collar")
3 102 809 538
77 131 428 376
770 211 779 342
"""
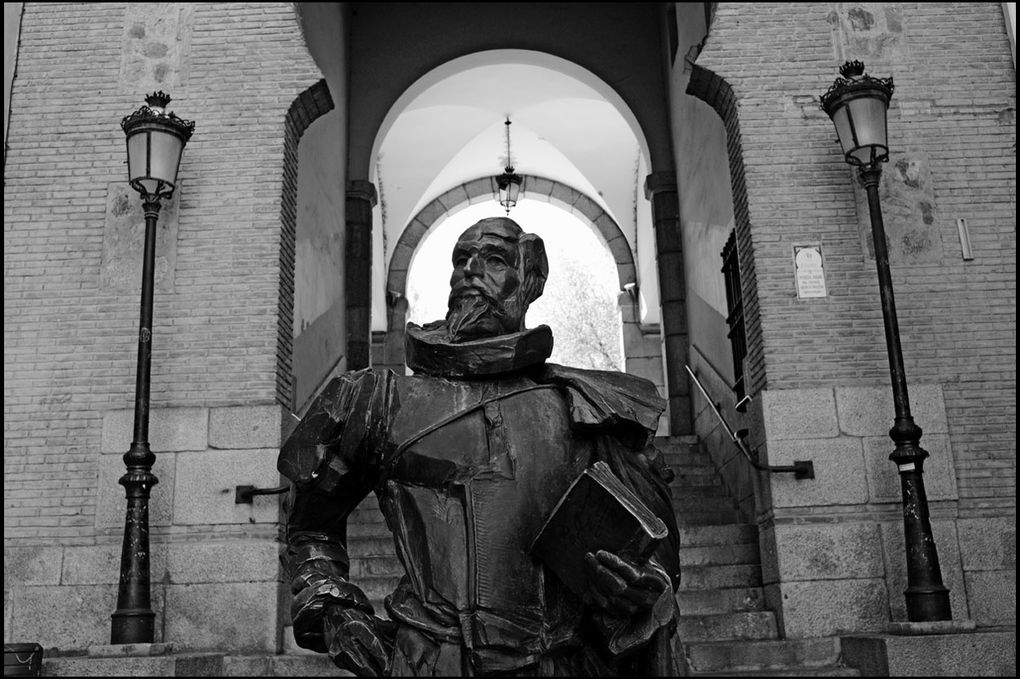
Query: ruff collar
404 322 553 378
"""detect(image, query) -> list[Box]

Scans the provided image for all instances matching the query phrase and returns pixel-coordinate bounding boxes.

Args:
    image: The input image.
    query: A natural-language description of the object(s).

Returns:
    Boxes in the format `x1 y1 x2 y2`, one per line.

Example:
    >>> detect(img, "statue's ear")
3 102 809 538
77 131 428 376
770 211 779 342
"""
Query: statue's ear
518 233 548 305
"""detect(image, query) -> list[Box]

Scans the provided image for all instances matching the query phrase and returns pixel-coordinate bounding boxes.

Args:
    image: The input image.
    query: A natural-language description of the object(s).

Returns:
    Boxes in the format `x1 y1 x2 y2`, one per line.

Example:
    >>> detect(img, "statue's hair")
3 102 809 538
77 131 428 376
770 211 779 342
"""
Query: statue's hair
517 232 548 306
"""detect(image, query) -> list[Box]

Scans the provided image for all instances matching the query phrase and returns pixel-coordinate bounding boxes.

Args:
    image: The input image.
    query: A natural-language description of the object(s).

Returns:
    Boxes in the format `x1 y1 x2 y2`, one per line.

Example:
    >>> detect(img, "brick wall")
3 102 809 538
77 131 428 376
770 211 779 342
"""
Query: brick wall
4 1 321 541
694 2 1016 513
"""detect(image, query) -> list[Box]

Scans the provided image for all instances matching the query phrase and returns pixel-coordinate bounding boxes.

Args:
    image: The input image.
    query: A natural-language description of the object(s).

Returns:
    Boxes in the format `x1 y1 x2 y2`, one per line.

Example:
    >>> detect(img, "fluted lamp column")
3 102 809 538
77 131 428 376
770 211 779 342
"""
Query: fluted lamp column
820 61 951 622
111 92 194 644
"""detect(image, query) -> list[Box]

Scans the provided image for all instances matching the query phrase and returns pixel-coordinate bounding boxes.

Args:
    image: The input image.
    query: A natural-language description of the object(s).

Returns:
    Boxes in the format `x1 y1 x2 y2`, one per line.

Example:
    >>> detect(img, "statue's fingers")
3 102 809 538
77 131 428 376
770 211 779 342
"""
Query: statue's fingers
594 550 644 584
327 629 375 676
630 570 668 593
588 557 629 597
617 584 660 608
352 624 390 674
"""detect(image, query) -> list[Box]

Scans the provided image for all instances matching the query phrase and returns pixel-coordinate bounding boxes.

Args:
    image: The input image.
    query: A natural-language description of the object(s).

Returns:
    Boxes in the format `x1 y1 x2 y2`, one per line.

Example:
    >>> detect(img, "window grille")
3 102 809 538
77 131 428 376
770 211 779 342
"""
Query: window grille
721 231 747 401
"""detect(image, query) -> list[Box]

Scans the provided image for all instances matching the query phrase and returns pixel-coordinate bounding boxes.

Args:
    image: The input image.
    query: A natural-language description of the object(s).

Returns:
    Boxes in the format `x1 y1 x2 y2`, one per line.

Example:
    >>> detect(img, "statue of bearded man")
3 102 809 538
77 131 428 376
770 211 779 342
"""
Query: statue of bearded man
279 217 681 676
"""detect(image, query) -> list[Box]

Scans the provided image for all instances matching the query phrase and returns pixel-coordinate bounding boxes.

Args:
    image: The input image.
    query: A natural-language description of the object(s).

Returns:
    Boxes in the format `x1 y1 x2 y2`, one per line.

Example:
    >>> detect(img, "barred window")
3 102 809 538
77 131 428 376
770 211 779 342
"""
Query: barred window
721 231 747 402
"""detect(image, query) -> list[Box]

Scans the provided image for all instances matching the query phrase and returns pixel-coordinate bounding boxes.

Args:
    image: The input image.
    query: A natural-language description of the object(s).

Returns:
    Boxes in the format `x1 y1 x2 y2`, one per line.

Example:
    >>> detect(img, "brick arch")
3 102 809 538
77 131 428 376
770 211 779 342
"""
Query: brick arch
386 175 636 308
685 64 765 396
277 79 334 407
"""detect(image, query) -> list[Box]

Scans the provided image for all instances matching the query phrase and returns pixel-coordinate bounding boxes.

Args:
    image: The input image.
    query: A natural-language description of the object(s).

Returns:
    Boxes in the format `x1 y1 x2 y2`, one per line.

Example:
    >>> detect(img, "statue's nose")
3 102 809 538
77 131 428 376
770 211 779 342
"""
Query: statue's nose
465 254 484 276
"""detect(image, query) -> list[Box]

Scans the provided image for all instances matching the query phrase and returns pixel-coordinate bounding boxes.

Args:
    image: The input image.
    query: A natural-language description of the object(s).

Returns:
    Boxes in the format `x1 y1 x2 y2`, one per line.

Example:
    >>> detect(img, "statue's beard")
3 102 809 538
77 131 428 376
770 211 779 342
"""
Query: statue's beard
445 287 523 343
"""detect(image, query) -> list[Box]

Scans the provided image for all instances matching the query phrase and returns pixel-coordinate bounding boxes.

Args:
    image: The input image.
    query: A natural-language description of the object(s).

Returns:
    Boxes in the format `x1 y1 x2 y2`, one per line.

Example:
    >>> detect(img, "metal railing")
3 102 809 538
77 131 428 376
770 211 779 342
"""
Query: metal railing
685 365 814 480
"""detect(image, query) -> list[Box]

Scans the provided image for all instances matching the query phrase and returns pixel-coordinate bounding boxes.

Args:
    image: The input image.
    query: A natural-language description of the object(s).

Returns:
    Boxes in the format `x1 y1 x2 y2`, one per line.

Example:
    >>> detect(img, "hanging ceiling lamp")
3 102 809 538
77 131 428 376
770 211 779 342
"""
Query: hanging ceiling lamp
495 117 522 214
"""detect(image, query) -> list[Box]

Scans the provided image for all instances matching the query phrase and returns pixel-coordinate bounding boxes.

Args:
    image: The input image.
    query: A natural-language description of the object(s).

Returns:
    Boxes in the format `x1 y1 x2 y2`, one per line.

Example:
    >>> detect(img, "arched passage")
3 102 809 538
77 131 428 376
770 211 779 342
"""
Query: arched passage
373 176 664 401
387 175 635 300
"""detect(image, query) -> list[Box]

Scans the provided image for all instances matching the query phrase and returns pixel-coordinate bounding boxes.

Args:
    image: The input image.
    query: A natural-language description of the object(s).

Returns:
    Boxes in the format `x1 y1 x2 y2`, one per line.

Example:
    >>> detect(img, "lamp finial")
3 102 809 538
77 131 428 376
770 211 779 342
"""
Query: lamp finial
145 91 172 112
839 60 866 79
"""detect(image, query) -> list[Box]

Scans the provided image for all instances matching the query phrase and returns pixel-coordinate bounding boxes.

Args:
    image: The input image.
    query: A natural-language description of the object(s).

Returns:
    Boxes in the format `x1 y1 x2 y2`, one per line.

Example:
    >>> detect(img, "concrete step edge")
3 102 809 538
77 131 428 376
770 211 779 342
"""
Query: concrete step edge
683 637 843 673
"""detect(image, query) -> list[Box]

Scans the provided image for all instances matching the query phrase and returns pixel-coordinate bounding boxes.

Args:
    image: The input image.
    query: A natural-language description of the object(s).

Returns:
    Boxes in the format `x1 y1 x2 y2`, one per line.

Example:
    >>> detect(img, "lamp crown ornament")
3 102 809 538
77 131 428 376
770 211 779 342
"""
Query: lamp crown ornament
121 92 196 141
145 90 172 111
820 60 895 114
839 59 866 78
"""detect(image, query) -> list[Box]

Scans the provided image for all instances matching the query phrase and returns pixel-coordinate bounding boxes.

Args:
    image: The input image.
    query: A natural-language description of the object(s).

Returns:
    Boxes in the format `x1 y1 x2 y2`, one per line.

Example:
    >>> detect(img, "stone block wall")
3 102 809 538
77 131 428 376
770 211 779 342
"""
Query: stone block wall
3 2 324 652
683 1 1016 636
691 1 1016 512
749 385 971 637
5 404 291 652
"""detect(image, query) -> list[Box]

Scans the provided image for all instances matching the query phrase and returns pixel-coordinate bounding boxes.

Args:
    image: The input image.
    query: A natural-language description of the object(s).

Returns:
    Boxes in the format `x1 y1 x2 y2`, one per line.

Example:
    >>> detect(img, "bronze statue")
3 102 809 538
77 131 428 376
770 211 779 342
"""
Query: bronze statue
279 217 681 676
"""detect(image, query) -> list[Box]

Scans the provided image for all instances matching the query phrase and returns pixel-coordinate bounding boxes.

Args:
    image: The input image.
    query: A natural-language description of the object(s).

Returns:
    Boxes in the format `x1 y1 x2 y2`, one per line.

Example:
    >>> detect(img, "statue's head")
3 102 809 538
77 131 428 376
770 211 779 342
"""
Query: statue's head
445 217 548 342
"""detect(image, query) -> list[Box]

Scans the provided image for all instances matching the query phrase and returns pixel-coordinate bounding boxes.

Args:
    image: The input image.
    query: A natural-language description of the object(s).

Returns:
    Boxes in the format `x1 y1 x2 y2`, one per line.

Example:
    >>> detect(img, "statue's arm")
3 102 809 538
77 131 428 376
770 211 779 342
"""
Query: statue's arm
278 369 392 664
583 439 681 659
284 482 374 653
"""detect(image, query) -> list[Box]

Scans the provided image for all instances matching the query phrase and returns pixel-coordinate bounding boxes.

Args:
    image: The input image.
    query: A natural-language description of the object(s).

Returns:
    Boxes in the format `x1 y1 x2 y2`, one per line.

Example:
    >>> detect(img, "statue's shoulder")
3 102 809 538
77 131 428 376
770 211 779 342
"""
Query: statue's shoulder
278 367 396 486
535 363 665 447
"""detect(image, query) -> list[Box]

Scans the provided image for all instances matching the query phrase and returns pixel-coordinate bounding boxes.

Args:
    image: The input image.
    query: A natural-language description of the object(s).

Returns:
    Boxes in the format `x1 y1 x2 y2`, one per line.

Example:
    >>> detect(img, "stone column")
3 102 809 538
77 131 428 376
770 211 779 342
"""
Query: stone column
645 172 691 434
345 180 377 370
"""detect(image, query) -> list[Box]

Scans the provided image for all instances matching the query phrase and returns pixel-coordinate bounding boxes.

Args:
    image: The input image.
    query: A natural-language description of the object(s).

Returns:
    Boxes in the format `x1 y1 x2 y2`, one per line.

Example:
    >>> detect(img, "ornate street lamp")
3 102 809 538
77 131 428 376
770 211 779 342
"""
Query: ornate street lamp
111 92 194 644
821 61 951 622
495 117 522 214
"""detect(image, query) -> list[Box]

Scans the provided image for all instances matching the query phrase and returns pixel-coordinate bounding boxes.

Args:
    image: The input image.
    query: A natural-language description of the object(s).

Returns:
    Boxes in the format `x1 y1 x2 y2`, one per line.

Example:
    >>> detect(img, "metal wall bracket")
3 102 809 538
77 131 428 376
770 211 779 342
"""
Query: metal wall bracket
234 484 289 504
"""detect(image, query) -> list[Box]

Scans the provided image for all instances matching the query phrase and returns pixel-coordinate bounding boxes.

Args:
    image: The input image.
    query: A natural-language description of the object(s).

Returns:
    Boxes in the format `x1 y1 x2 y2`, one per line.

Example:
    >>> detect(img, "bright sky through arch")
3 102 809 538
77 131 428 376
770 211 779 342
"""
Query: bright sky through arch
406 199 625 370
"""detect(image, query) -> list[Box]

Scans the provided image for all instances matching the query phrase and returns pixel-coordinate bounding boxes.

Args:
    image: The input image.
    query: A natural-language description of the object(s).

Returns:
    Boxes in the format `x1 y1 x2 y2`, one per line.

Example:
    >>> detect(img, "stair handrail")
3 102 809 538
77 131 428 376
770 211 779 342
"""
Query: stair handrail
685 365 814 479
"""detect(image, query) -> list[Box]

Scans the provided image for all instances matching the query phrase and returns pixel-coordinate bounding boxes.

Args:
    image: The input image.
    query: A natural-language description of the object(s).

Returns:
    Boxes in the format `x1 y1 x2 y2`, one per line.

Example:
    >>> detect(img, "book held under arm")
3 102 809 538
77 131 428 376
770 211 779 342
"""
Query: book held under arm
530 460 669 600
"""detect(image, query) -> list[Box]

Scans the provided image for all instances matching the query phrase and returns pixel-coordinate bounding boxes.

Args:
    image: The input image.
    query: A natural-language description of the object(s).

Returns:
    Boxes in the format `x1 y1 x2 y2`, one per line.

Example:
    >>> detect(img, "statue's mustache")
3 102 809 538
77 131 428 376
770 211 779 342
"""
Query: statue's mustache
448 282 500 307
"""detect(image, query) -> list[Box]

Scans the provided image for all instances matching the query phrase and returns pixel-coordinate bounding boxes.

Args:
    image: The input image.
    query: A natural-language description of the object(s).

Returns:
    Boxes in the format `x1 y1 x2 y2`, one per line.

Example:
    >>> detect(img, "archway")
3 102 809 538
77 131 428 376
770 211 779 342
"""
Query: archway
372 176 664 400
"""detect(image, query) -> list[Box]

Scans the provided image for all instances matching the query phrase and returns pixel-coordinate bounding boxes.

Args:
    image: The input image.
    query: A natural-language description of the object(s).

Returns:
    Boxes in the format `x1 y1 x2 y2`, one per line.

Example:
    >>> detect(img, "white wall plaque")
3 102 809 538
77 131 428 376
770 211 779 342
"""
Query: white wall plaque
794 244 827 299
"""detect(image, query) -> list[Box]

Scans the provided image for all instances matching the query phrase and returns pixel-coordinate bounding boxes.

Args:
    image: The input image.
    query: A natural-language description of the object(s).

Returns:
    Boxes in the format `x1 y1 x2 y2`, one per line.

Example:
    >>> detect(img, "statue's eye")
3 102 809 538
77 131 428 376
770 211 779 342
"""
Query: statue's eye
487 255 507 267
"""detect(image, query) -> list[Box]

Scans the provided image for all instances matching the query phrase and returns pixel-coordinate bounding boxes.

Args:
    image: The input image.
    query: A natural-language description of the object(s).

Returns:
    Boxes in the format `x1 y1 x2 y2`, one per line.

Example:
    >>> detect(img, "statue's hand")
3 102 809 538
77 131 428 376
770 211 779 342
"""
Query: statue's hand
584 549 669 617
323 605 395 677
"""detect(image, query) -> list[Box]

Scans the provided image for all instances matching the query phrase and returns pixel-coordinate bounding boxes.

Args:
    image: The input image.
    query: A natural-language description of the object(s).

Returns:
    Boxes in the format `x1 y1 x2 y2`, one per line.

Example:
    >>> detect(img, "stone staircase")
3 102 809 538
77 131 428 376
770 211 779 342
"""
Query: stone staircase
657 435 858 676
342 435 859 675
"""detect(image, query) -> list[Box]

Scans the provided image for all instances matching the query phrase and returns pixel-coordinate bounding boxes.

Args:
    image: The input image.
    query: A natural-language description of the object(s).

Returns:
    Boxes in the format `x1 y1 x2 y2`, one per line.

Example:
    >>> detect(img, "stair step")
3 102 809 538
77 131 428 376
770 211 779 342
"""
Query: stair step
676 586 765 615
678 542 760 567
673 471 730 487
684 637 843 673
673 496 739 512
653 435 699 452
347 507 387 526
357 575 403 602
347 535 397 556
677 508 744 525
677 611 778 642
695 667 860 677
345 520 391 539
676 524 758 547
679 564 762 589
662 452 713 468
671 484 729 497
349 556 404 579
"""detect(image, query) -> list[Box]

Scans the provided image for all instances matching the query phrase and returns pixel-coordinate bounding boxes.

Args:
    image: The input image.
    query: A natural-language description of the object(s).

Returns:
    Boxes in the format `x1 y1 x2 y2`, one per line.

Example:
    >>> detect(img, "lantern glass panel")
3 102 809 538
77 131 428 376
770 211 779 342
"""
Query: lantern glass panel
831 107 854 156
149 131 184 187
846 95 888 150
126 132 149 184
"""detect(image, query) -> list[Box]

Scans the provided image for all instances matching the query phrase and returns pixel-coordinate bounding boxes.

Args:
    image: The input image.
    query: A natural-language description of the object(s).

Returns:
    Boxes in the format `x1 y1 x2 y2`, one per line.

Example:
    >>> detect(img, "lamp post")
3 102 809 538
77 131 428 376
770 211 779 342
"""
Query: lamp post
111 92 194 644
495 117 522 213
821 61 951 622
